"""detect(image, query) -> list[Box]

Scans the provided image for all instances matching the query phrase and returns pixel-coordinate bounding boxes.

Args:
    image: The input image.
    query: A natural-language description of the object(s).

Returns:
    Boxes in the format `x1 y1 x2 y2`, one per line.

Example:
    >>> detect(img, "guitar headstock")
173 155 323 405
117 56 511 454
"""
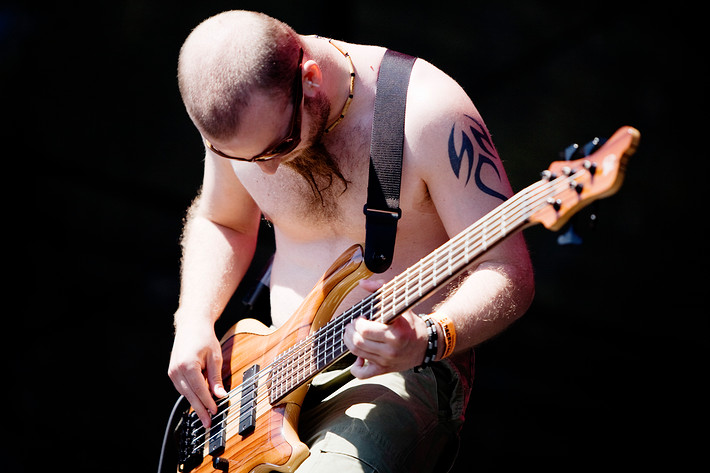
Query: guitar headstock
530 126 640 231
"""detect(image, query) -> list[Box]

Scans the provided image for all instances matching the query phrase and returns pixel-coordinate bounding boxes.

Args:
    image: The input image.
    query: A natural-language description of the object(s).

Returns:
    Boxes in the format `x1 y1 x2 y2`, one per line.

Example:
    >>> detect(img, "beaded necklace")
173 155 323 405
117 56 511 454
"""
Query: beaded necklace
313 36 355 134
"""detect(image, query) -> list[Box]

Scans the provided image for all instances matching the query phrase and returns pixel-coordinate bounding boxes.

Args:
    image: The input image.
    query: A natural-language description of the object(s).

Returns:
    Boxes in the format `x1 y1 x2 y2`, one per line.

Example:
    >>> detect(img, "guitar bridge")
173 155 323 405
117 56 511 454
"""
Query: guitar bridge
176 409 203 473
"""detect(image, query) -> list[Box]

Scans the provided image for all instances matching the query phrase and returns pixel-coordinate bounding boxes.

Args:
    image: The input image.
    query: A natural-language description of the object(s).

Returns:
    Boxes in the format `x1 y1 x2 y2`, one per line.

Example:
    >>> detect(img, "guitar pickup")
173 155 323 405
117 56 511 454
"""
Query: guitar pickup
239 364 260 436
208 400 228 457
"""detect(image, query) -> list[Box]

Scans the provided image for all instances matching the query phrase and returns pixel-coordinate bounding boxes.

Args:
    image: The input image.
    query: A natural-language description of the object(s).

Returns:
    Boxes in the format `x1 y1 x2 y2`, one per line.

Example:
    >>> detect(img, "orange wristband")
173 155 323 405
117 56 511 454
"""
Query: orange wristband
432 314 456 359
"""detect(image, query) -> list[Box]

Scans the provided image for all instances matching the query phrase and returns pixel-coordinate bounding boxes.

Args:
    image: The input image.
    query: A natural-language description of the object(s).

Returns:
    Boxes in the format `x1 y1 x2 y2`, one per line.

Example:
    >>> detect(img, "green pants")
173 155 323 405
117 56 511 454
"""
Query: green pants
295 351 475 473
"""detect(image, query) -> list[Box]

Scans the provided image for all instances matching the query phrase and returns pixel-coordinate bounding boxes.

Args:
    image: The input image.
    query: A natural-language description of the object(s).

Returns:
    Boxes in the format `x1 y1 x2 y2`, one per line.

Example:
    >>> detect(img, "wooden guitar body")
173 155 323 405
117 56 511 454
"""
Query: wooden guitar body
173 126 640 473
176 246 372 473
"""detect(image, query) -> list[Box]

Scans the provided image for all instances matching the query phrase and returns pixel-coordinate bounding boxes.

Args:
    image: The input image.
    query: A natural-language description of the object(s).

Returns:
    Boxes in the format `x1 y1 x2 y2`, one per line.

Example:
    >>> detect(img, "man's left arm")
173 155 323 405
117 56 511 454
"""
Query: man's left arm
345 62 534 377
413 86 535 360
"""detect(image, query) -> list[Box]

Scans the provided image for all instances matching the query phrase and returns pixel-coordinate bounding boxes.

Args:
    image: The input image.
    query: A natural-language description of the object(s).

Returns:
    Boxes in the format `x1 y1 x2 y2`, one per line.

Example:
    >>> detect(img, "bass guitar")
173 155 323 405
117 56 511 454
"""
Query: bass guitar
174 126 640 472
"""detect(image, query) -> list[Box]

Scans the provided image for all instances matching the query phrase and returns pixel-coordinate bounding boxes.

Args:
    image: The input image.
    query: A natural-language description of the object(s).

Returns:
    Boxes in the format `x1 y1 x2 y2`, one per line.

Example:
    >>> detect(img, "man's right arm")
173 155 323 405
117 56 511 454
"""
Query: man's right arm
168 151 262 428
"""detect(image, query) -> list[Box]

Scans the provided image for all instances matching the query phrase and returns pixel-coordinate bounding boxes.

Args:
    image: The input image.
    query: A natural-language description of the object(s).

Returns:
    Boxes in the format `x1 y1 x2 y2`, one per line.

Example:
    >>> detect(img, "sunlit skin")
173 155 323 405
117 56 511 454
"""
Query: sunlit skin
168 14 535 429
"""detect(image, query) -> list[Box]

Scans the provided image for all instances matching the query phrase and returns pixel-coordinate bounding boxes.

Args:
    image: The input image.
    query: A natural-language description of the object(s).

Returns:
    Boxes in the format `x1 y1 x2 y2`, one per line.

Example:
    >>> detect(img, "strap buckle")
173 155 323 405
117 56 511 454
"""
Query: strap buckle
363 205 402 221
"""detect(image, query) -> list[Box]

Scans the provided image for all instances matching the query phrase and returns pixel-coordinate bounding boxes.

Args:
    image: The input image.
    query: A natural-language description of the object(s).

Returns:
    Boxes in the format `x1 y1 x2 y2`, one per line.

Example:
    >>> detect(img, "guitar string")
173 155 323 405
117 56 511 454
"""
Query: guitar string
191 171 576 450
192 172 583 453
372 178 544 318
190 170 587 451
202 287 385 421
317 177 551 327
367 178 543 321
197 172 572 441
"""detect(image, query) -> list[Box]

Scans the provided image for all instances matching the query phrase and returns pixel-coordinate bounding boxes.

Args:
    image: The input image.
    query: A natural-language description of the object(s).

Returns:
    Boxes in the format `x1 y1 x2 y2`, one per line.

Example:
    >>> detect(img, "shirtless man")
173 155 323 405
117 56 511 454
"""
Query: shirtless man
168 10 534 472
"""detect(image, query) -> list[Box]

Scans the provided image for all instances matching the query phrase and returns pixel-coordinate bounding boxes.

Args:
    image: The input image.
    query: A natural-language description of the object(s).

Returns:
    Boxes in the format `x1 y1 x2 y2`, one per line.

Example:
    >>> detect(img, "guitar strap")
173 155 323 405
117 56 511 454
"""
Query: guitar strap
364 49 417 273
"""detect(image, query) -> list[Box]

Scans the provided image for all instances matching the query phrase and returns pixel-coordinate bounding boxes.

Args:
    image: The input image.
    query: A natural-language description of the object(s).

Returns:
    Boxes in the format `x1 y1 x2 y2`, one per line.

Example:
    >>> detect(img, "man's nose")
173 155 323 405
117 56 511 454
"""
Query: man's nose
256 158 283 175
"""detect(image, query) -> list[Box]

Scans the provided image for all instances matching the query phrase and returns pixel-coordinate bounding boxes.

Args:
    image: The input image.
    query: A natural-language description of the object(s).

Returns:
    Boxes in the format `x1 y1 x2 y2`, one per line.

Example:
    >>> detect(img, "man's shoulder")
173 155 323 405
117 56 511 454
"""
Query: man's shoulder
404 59 477 161
409 58 473 122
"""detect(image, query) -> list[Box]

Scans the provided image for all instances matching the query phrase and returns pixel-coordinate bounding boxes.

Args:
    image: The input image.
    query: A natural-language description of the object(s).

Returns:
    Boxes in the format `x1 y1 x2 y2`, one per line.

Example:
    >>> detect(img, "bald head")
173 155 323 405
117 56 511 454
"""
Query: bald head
178 10 301 139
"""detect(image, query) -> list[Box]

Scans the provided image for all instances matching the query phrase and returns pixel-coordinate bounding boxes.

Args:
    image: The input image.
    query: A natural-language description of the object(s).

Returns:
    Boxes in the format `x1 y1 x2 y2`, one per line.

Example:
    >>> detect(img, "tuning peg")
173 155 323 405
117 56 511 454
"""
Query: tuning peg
559 137 608 161
554 136 606 246
560 143 580 161
581 137 607 157
541 170 557 181
557 226 583 246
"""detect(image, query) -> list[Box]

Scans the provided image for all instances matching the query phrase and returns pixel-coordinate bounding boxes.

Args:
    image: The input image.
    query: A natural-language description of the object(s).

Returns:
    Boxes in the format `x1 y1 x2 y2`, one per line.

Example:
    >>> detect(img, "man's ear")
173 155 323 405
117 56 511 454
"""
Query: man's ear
302 60 322 97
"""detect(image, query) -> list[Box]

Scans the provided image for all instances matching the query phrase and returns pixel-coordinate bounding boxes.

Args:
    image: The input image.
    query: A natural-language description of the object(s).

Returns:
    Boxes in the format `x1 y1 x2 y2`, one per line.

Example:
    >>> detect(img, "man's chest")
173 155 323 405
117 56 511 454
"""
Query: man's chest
229 143 371 242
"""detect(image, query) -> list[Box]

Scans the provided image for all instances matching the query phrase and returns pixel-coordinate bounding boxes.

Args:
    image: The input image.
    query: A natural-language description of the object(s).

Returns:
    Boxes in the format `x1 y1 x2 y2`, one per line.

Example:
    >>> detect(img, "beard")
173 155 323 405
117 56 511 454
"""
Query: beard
284 91 349 203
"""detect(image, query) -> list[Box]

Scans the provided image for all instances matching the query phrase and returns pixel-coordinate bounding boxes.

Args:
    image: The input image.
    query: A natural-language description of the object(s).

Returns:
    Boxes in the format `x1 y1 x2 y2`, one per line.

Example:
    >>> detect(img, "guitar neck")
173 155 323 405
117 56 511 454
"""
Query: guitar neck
269 172 581 403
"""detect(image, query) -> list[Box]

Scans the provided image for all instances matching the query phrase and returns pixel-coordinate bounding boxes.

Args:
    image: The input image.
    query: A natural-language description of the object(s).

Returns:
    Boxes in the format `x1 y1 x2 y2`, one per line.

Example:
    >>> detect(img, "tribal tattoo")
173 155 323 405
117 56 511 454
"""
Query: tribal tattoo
448 115 506 201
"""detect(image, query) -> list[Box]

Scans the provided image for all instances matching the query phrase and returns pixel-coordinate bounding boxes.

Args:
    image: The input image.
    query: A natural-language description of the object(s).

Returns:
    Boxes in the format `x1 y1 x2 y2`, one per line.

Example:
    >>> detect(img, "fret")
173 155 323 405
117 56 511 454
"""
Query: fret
387 285 397 323
432 257 440 289
404 268 412 308
314 334 325 369
268 191 534 405
500 208 507 237
321 322 333 366
447 242 453 277
327 323 337 365
481 222 488 252
304 342 313 383
331 320 338 363
270 184 541 406
373 293 383 322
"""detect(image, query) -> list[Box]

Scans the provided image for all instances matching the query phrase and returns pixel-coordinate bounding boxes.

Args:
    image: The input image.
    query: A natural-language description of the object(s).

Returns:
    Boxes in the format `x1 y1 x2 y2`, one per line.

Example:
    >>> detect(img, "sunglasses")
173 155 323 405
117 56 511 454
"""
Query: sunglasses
204 48 304 162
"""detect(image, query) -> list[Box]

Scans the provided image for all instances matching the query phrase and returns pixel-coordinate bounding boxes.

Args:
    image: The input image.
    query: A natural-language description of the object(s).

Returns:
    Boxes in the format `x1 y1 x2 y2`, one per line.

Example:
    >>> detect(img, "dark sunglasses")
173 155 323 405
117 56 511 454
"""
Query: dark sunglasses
204 48 304 162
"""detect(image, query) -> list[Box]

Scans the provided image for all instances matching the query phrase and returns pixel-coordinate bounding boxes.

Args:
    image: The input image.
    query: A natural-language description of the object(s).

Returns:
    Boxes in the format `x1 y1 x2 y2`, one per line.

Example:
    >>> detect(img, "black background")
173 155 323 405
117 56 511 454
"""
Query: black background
11 1 705 471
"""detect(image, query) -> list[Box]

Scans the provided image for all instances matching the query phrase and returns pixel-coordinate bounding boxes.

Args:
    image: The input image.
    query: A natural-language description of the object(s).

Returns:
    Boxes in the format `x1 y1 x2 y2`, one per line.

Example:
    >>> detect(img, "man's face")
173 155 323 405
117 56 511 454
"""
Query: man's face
204 87 330 175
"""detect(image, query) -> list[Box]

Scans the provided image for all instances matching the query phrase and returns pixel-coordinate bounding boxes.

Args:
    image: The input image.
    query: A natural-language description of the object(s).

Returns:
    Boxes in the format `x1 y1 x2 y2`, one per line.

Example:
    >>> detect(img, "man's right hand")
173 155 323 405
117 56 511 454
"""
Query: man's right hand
167 320 228 428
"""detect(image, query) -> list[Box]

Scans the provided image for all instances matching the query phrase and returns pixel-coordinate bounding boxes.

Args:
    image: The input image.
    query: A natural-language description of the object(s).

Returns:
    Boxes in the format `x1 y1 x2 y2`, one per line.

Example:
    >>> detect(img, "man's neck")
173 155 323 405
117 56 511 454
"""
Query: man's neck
302 35 356 133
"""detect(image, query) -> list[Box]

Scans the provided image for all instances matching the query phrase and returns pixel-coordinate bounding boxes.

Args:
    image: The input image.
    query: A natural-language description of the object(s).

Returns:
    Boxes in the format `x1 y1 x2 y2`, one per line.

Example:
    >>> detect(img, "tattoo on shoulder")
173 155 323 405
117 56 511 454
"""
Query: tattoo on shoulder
447 114 506 201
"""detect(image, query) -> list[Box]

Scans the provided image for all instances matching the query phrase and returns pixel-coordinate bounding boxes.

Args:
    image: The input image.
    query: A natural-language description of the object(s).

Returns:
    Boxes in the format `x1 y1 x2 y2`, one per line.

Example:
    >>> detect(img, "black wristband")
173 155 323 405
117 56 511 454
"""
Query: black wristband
414 316 438 373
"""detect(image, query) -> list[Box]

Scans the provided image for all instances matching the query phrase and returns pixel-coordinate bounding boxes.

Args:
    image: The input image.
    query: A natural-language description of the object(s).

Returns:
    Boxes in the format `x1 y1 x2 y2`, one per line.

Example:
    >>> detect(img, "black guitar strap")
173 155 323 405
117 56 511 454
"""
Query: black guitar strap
364 49 417 273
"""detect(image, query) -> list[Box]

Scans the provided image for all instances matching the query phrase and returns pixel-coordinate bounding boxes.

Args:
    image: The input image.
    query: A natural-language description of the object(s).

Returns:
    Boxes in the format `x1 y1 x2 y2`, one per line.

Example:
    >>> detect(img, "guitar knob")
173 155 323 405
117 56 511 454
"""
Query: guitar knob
213 457 229 472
